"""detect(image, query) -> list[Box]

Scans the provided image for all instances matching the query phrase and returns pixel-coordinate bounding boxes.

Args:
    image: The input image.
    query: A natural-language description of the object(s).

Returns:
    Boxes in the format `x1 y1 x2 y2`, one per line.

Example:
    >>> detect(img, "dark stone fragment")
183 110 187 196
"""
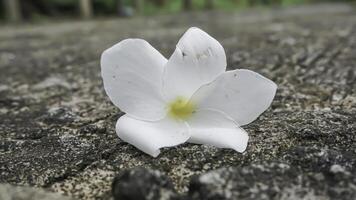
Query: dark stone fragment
188 161 356 200
112 167 179 200
39 107 78 125
281 146 356 173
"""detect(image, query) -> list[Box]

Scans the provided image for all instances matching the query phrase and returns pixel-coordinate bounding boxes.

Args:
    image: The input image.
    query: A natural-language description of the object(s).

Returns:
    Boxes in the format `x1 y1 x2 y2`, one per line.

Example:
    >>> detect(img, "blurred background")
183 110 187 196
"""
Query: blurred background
1 0 356 23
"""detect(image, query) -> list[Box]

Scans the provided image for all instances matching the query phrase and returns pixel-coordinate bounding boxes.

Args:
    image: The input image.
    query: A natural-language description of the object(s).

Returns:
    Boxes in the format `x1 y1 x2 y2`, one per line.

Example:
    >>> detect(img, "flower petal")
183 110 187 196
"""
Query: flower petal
116 115 190 157
188 109 248 152
191 69 277 126
101 39 167 121
162 27 226 101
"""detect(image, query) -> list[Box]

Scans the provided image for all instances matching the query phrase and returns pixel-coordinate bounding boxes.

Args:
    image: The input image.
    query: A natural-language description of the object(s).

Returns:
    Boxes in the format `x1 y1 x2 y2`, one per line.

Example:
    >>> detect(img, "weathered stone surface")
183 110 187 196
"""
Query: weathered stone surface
110 146 356 200
189 148 356 200
0 184 73 200
0 3 355 200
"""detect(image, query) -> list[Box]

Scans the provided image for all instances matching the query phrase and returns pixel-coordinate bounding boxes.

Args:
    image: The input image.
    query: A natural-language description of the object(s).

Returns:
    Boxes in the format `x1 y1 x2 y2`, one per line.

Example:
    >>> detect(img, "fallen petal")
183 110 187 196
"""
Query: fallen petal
162 27 226 102
101 39 167 121
191 69 277 126
188 109 248 153
116 115 190 157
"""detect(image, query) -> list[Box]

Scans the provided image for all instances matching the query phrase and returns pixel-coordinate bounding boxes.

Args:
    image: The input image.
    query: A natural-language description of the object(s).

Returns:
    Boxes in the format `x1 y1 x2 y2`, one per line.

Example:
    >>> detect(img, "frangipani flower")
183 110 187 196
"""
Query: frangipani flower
101 27 277 157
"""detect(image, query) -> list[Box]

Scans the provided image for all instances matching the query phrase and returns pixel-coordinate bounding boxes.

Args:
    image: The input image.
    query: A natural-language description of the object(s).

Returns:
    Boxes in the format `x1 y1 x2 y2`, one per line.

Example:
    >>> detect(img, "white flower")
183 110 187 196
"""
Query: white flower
101 27 277 157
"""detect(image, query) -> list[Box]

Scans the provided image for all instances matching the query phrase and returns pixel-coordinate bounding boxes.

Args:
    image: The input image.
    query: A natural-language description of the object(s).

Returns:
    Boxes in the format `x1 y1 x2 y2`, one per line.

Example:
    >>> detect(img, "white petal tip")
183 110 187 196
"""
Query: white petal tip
187 27 203 32
234 143 248 153
232 133 249 153
151 150 160 158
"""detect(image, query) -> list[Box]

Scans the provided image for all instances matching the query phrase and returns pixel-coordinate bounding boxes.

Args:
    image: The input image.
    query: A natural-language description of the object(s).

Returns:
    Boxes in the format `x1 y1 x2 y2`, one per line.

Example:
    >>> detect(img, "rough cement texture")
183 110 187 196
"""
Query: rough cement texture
0 3 355 200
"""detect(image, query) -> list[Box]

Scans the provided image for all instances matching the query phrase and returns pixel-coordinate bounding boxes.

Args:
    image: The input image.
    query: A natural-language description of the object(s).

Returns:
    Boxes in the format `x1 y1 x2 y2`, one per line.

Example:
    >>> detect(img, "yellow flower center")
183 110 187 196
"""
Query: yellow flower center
168 97 195 120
